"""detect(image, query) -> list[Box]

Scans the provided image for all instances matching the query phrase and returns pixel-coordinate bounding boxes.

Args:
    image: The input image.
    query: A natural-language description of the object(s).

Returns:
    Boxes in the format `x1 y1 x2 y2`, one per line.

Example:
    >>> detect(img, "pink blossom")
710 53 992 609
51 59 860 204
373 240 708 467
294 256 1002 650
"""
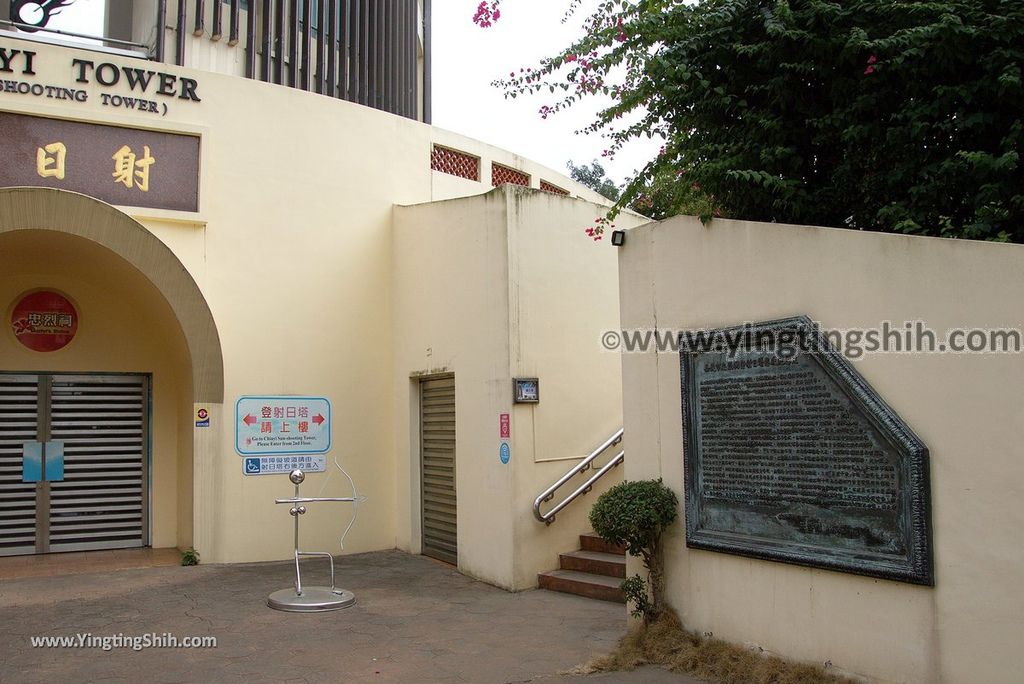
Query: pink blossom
473 1 502 28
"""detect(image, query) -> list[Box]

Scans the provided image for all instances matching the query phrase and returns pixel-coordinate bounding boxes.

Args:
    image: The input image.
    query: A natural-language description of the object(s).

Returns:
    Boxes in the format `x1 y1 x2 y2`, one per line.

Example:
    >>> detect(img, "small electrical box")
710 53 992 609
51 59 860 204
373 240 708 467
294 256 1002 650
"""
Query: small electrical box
513 378 539 404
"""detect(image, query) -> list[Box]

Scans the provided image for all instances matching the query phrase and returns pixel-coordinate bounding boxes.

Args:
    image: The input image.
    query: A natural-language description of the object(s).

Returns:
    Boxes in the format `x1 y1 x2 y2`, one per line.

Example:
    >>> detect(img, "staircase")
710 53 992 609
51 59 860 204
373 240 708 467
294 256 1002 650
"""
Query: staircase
538 533 626 603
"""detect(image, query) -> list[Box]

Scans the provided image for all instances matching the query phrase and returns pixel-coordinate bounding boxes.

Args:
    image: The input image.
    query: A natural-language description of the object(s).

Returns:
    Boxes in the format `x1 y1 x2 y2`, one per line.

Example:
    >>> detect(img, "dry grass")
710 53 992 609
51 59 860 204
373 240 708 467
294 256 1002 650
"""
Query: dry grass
568 610 854 684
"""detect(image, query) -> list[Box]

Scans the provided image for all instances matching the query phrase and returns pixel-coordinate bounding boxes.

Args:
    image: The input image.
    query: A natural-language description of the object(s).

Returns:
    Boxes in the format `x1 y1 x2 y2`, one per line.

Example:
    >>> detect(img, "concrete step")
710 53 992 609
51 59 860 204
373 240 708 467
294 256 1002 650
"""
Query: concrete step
559 549 626 578
538 569 625 603
579 533 627 556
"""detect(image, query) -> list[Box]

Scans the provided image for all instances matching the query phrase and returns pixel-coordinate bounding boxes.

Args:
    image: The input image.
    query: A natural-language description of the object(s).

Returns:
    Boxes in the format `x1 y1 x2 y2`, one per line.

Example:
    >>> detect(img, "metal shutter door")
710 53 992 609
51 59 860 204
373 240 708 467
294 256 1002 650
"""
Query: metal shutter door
47 375 148 552
420 376 456 564
0 375 39 556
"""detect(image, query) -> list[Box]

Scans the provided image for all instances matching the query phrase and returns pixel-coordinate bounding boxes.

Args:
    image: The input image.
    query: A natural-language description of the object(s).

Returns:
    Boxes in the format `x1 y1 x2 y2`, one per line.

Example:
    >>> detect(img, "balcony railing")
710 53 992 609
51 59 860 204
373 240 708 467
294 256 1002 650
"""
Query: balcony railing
0 0 430 122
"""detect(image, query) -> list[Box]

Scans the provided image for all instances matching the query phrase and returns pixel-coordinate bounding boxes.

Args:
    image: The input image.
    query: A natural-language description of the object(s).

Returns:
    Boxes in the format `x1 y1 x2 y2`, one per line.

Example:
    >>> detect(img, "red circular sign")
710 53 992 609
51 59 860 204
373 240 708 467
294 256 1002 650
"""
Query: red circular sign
9 290 78 352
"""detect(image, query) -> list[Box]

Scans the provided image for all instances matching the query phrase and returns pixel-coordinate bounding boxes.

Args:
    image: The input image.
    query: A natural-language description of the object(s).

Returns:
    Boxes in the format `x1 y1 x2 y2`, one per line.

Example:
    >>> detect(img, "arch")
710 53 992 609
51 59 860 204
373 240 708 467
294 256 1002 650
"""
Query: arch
0 187 223 403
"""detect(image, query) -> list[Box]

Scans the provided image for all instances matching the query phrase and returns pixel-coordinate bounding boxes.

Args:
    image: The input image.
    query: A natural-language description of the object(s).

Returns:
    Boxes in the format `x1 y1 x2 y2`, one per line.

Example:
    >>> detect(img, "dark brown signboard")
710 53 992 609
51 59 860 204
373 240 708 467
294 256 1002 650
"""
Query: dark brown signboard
0 111 199 212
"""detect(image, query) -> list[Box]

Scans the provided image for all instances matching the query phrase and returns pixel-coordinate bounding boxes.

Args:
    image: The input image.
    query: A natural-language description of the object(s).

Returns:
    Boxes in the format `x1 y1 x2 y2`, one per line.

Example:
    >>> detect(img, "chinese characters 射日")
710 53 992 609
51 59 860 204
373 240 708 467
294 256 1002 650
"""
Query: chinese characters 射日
33 141 157 192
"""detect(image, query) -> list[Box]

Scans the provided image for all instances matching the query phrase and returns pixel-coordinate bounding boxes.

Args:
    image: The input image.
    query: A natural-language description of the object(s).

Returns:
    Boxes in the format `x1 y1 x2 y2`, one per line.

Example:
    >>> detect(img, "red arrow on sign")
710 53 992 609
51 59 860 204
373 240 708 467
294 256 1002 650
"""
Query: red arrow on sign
312 413 325 426
242 414 257 426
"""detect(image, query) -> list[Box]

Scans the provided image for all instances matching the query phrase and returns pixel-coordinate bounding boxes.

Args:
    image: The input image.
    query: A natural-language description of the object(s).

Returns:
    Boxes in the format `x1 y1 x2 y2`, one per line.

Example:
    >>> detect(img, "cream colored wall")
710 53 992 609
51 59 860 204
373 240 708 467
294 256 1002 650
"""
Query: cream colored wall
0 37 416 563
618 215 1024 683
504 189 645 589
188 80 414 562
428 126 613 205
0 34 636 567
0 230 191 549
176 379 194 549
394 187 643 590
393 191 516 587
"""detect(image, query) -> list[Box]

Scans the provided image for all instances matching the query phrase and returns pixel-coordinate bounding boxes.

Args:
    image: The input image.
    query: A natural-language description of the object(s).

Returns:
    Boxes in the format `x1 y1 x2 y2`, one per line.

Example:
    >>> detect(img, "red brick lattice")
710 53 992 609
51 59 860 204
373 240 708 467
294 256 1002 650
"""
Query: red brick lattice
431 145 479 181
540 180 569 195
492 163 530 188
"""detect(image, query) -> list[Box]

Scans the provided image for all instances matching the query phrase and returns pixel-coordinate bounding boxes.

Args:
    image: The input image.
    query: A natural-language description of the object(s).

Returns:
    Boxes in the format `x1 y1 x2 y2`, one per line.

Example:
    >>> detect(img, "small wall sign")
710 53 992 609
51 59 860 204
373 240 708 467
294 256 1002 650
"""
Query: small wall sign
195 407 210 428
9 289 78 352
499 413 510 439
499 442 511 465
513 378 539 404
243 455 326 476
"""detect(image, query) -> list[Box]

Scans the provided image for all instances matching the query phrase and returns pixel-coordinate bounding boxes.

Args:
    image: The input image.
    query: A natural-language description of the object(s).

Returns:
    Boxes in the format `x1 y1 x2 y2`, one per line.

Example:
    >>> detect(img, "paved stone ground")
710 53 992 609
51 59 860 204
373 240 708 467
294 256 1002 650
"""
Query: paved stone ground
0 550 702 684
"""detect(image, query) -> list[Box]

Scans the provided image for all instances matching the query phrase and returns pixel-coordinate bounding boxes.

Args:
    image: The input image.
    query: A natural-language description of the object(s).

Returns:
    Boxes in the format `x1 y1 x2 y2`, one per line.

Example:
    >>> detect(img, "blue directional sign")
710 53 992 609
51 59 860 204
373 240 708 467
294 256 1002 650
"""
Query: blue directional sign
236 396 331 456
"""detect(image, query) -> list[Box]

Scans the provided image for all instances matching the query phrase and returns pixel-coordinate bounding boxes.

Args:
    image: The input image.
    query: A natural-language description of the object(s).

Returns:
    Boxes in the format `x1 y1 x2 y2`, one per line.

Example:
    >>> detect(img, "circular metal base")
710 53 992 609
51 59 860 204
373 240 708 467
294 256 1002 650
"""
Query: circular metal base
267 586 356 613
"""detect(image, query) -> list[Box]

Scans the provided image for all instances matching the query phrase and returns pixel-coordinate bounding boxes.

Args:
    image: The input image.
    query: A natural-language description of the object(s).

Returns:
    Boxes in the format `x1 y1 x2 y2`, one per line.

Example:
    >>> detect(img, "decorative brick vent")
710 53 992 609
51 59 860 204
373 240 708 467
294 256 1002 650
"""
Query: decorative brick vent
540 180 569 196
492 163 530 188
431 145 479 181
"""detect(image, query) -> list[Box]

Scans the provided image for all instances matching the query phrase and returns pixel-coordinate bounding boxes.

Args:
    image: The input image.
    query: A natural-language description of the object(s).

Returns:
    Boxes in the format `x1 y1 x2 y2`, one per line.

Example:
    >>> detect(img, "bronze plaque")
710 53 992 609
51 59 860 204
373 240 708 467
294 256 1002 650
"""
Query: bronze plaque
0 111 199 212
680 316 933 585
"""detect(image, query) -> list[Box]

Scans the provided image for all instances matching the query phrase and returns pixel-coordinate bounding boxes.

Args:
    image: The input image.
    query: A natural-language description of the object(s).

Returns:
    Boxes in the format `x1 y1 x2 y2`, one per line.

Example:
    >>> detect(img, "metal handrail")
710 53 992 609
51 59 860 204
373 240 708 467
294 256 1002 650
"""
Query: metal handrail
0 20 151 52
533 428 624 525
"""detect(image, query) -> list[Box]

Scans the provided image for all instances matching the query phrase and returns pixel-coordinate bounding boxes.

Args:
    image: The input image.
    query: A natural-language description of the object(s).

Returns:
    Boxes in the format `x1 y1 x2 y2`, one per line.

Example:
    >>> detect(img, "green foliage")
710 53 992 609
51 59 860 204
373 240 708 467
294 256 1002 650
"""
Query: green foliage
567 159 716 222
631 167 721 222
589 479 678 557
180 548 200 566
567 159 622 201
621 573 652 620
498 1 1024 241
590 479 678 621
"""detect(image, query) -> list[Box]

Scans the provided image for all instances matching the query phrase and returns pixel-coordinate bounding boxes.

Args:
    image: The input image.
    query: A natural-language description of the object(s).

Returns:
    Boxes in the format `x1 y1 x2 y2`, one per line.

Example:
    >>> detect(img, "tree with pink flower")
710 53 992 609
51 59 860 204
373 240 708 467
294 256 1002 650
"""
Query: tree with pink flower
476 1 1024 242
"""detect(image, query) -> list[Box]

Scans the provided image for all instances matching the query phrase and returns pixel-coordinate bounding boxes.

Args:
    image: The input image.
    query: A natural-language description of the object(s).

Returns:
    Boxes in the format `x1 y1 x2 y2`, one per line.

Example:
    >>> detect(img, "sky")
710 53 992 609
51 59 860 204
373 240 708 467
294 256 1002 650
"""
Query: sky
49 0 656 185
19 0 103 39
431 1 660 185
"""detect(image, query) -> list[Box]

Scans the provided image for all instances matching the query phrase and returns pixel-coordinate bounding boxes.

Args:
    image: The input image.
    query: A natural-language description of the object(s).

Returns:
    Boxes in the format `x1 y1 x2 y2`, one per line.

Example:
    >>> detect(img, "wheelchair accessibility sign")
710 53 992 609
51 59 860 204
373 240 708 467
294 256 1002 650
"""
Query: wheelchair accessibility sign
243 455 326 476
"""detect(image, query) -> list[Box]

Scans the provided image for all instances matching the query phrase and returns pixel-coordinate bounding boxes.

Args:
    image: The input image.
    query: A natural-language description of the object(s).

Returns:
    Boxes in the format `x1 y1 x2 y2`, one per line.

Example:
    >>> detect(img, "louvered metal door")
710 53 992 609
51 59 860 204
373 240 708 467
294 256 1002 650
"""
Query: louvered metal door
0 375 41 555
420 376 457 564
0 373 149 556
48 375 149 552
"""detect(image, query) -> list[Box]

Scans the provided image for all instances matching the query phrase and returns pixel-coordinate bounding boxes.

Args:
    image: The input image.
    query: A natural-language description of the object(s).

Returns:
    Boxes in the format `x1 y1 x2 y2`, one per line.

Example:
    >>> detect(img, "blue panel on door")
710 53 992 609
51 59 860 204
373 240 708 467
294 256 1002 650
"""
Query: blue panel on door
22 441 42 483
45 441 64 482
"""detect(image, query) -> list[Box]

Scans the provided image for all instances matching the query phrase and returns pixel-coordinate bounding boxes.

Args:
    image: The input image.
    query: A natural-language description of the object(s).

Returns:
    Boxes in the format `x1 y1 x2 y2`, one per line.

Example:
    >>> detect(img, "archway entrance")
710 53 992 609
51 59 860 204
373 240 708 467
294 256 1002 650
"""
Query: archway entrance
0 188 223 559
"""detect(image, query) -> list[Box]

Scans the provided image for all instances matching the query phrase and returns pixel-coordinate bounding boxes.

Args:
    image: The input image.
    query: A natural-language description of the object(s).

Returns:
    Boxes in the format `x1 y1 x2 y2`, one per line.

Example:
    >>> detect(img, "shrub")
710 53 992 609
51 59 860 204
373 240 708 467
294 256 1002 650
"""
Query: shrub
590 479 678 621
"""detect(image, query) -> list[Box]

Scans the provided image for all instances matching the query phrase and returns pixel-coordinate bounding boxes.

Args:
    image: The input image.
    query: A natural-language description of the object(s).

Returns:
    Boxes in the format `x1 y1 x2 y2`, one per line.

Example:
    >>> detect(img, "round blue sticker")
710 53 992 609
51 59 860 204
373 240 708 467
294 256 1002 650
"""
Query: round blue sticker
499 442 510 464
